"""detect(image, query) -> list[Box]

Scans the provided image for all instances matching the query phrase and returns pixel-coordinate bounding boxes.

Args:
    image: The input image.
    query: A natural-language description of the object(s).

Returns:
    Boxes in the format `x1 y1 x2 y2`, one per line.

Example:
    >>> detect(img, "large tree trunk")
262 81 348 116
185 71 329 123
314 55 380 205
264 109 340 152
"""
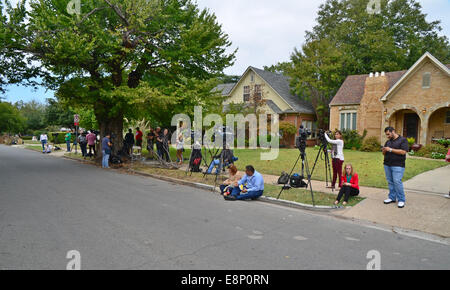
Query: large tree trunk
98 113 124 155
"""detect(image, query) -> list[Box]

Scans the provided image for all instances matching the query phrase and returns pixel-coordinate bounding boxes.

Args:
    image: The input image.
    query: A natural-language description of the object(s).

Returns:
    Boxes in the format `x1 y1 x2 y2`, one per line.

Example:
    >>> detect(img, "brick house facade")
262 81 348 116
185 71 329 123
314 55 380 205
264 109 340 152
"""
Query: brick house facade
329 52 450 145
216 66 317 147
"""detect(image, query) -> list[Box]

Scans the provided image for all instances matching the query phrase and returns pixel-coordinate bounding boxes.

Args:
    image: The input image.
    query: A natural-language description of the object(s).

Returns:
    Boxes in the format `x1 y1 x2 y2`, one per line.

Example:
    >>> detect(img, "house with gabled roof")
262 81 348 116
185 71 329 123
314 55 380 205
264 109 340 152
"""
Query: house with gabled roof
329 52 450 145
215 66 316 147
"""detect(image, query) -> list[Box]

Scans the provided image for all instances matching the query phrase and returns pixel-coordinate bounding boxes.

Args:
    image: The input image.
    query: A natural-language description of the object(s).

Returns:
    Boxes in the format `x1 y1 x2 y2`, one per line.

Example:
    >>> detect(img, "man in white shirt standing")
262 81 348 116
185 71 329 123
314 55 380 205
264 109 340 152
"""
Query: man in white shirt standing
324 130 345 189
40 133 48 154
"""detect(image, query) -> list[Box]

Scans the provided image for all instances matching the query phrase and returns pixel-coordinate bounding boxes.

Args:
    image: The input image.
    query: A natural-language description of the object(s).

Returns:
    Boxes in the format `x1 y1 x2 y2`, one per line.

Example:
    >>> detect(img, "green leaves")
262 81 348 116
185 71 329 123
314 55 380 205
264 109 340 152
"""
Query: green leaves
285 0 449 129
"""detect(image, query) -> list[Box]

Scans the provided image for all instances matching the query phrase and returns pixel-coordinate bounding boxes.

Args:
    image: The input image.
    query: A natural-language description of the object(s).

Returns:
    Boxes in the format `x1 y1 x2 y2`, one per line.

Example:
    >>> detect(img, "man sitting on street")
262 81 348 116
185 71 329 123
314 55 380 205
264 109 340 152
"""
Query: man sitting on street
224 165 264 201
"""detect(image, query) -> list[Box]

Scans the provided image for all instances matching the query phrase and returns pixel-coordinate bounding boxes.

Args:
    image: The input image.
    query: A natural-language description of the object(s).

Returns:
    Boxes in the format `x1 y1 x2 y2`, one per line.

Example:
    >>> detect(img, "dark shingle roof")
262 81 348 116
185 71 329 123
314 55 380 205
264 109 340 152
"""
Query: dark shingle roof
250 67 315 114
214 83 236 96
330 63 450 106
265 100 283 114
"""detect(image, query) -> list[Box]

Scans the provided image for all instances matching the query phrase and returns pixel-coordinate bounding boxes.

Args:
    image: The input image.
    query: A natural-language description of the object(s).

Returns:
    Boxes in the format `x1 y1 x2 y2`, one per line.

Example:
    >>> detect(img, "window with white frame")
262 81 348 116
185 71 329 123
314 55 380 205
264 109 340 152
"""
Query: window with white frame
340 111 357 131
302 120 317 139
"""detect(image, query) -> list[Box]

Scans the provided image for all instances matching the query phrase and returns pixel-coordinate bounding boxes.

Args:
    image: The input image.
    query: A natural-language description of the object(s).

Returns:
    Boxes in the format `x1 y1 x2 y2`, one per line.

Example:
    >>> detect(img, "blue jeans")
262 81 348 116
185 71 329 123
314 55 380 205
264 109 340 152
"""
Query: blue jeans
102 150 110 168
41 140 47 152
230 186 264 200
384 165 406 202
66 141 71 152
207 157 239 174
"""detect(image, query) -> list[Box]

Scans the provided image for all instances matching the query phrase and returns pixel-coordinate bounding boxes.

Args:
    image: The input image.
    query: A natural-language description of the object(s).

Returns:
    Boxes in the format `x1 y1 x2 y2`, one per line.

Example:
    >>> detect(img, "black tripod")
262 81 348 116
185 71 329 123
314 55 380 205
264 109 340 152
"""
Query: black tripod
277 143 315 206
277 133 333 207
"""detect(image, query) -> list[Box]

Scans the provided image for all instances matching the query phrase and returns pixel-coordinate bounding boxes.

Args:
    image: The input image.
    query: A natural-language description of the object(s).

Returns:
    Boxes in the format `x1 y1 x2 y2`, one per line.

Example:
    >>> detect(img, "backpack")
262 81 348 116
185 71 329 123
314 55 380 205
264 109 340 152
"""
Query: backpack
277 171 290 184
289 173 307 188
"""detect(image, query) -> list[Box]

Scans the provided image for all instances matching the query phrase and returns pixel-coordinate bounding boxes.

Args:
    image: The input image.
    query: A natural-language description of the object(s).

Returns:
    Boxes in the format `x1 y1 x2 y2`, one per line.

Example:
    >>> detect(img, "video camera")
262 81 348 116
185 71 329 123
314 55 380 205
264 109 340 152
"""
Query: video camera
317 129 328 145
295 125 311 152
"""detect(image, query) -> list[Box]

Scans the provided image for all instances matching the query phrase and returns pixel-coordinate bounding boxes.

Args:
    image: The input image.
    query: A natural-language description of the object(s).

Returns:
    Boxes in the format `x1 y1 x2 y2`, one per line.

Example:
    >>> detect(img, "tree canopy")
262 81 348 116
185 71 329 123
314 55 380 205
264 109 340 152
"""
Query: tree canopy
2 0 235 150
282 0 450 128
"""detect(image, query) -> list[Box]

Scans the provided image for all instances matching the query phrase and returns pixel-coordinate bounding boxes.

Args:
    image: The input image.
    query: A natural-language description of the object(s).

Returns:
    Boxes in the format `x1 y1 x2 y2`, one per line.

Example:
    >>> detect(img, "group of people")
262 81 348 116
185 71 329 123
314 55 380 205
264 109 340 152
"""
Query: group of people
124 126 186 165
324 126 423 208
219 165 265 201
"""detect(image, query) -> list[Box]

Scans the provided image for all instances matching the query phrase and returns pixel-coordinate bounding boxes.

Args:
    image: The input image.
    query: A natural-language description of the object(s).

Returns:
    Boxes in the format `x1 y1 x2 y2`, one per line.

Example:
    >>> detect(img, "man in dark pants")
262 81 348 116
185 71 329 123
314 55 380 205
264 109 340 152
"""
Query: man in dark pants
382 127 409 208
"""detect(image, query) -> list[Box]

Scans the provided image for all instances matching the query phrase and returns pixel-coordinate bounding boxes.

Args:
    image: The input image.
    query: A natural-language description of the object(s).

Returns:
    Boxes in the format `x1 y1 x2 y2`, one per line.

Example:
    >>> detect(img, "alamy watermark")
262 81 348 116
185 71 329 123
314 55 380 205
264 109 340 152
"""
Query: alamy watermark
67 0 81 16
170 106 280 161
366 250 381 270
66 250 81 270
366 0 381 15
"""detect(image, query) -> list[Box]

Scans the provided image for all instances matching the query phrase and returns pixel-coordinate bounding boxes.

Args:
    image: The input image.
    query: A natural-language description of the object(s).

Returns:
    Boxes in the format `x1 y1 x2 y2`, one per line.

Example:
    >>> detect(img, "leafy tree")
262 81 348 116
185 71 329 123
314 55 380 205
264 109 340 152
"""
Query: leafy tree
14 100 46 133
218 74 240 84
289 39 345 129
3 0 235 152
263 62 292 75
288 0 450 128
45 99 75 129
0 101 25 134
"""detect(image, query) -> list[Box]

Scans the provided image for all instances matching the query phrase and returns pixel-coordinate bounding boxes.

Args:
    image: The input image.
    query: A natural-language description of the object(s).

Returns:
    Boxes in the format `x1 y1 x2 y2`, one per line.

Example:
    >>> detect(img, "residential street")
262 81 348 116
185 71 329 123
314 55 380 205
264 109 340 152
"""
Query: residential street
0 145 449 270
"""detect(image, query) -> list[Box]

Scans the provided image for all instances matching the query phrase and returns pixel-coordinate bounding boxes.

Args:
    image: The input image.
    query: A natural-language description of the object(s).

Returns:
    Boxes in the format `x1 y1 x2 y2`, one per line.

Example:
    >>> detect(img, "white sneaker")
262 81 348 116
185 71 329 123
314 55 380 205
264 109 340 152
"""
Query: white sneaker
444 194 450 199
398 202 405 208
384 198 395 204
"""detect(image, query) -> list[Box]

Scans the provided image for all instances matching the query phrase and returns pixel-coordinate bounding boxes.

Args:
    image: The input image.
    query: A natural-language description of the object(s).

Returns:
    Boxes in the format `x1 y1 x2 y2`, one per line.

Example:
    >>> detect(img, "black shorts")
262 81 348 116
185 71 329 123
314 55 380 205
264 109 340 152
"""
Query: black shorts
136 140 142 147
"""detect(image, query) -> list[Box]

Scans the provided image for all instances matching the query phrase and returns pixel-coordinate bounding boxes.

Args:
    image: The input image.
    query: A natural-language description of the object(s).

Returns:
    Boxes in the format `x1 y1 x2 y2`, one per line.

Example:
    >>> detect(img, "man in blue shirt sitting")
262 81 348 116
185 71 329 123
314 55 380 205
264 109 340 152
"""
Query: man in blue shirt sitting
224 165 264 201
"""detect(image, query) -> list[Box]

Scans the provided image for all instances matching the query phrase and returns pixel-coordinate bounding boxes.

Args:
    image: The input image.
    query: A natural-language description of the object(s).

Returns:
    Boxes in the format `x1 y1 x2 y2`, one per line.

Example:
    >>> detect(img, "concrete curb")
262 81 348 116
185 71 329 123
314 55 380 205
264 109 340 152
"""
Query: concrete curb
130 169 338 212
25 151 351 212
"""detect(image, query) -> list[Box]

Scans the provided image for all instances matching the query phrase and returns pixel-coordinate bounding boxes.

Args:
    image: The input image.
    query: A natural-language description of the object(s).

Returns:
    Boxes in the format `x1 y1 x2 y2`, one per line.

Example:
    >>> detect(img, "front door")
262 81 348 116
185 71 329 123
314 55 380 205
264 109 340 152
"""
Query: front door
403 113 419 141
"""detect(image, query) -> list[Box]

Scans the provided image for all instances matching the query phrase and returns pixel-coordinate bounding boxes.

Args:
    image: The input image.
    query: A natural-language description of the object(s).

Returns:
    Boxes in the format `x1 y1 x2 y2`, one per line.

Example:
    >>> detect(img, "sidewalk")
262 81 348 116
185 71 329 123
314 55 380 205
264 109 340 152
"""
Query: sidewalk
404 165 450 195
180 165 450 237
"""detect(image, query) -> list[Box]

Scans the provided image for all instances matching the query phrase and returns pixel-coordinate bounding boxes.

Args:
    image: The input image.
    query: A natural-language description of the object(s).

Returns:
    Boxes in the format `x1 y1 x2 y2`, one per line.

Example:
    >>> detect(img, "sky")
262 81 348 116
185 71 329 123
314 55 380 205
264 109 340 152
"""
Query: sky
2 0 449 104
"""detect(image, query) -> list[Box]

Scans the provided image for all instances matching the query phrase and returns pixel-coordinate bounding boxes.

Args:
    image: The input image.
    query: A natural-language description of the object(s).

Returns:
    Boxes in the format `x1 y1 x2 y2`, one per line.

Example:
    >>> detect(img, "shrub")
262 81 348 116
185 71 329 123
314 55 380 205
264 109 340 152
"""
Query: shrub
407 137 416 148
49 132 76 144
436 139 450 148
341 129 367 150
360 136 381 152
279 122 297 136
414 144 447 159
431 152 445 159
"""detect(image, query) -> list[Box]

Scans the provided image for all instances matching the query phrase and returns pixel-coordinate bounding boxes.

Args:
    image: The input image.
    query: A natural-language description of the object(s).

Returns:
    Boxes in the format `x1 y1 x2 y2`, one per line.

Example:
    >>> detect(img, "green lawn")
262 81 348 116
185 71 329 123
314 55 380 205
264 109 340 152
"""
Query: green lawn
132 166 357 206
149 147 447 189
264 184 364 207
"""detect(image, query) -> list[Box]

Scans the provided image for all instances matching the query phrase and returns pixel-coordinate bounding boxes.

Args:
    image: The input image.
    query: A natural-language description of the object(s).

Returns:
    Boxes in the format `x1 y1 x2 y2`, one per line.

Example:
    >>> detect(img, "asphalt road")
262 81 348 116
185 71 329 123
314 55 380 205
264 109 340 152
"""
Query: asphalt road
0 145 449 270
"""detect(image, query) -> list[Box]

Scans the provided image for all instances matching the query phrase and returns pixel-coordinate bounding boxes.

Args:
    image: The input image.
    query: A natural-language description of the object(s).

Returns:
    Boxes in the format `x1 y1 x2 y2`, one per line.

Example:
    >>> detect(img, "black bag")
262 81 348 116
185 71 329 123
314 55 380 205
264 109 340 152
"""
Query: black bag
277 172 290 184
289 174 307 188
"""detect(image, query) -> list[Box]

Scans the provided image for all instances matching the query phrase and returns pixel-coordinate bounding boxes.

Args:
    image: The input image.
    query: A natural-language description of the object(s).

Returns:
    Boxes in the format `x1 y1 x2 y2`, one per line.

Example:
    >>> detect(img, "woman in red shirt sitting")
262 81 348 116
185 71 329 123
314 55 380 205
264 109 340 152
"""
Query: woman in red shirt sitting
334 163 360 206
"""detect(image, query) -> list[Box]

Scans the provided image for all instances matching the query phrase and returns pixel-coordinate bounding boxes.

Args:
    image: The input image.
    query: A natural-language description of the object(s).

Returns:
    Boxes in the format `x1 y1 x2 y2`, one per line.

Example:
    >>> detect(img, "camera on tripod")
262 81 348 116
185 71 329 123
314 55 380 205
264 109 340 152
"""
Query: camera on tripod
317 129 328 145
295 125 311 152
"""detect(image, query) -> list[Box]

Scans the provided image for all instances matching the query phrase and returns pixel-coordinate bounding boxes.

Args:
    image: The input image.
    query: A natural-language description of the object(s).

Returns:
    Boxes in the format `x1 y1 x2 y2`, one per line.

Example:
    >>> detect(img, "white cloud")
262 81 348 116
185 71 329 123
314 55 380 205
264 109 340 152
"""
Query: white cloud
196 0 322 75
197 0 450 75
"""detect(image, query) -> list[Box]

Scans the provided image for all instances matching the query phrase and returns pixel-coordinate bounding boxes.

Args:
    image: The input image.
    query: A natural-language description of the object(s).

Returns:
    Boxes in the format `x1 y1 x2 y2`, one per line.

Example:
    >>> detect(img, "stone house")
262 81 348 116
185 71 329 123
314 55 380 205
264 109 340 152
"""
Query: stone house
329 52 450 145
215 66 316 147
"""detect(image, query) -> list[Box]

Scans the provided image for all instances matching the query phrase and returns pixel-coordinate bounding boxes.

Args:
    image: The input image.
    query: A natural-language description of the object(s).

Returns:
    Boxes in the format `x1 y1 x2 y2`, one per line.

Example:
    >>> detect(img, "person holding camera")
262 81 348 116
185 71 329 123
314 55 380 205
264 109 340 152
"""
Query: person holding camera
382 127 409 208
334 164 359 206
324 130 344 189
